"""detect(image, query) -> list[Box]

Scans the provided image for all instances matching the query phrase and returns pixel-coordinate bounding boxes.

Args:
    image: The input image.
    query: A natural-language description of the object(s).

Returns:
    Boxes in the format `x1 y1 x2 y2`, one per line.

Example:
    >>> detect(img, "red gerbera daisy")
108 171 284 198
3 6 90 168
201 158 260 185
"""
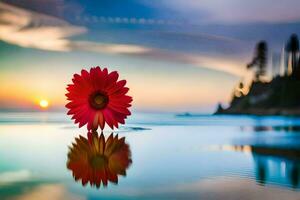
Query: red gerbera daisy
66 67 132 130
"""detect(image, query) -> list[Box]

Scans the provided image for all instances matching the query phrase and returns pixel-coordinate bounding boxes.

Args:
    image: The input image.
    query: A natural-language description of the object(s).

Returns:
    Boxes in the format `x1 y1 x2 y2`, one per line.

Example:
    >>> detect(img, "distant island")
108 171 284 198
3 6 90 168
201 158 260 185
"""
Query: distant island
216 34 300 116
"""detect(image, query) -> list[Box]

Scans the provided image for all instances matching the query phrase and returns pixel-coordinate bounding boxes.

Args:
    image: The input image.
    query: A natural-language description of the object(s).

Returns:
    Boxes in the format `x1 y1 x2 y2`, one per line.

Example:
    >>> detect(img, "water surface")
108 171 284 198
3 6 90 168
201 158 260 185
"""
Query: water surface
0 112 300 199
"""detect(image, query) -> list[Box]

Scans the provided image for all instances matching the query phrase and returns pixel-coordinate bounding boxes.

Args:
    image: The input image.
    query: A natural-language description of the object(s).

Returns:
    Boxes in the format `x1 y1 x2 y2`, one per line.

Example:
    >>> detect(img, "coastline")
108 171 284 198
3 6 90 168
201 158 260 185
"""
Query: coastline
215 76 300 116
215 108 300 116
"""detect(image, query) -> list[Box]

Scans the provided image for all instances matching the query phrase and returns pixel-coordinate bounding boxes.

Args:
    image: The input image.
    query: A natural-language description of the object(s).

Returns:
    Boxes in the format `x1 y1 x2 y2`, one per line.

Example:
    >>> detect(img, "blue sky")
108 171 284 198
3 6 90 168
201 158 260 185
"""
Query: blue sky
0 0 300 112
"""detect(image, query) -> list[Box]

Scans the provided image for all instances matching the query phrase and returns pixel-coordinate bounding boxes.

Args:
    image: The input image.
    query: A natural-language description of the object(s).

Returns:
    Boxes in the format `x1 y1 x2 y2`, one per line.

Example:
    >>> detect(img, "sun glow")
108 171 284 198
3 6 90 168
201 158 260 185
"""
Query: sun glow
39 99 49 109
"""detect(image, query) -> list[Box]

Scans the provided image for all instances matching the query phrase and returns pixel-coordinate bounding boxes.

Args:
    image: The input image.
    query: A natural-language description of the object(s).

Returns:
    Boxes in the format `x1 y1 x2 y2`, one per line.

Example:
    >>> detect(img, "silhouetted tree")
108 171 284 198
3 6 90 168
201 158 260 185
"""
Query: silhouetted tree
239 82 244 90
247 41 268 81
237 82 244 96
295 57 300 76
286 34 299 74
294 49 300 79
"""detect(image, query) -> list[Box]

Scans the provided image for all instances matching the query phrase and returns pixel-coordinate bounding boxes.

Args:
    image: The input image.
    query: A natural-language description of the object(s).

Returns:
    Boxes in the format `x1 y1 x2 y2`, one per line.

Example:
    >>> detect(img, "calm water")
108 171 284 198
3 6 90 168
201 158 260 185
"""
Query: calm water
1 112 300 200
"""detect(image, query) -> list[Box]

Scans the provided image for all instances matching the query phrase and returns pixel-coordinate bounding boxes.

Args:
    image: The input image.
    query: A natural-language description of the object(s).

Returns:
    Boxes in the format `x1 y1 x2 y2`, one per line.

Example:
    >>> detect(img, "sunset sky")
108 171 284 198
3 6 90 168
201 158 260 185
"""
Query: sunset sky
1 0 300 113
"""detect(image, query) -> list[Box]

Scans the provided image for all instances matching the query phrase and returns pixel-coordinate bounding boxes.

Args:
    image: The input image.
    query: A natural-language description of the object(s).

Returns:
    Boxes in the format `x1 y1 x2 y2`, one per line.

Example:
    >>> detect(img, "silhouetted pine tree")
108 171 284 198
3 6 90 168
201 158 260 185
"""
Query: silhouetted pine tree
286 34 299 75
247 41 268 81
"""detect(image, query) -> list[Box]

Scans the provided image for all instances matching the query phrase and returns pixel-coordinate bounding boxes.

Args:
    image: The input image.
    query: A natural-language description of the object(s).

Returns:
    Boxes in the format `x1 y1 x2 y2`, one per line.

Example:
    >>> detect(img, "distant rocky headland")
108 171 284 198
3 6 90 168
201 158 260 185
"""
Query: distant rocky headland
216 34 300 116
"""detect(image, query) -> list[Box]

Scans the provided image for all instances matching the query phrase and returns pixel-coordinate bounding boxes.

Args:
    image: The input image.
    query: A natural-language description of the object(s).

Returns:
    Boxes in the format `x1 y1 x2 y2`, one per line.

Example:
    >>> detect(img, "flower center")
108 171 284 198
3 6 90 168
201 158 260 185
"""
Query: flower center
89 92 108 110
90 154 108 170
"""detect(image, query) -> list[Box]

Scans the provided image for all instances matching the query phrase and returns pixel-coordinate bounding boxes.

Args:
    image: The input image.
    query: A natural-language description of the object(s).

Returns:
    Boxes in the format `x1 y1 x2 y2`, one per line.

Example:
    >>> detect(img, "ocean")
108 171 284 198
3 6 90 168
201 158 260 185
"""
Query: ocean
0 112 300 199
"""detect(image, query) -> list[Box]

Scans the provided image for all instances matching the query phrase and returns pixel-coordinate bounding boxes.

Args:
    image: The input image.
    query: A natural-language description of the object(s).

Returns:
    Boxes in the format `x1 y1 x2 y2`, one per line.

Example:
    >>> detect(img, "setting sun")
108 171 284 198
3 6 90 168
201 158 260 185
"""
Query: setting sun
39 99 49 108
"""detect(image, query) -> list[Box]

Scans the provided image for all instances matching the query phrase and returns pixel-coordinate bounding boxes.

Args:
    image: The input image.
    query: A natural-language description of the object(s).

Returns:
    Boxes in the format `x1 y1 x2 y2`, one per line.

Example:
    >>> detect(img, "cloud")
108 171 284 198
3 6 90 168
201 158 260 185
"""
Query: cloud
68 41 245 76
161 0 300 24
0 2 87 51
130 48 246 76
0 2 247 76
69 41 151 54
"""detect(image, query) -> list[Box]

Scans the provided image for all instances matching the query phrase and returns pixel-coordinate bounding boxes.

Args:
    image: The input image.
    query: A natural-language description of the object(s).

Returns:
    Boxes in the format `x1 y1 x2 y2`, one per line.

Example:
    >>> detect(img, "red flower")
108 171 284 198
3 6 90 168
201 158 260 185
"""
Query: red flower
67 132 132 188
66 67 132 130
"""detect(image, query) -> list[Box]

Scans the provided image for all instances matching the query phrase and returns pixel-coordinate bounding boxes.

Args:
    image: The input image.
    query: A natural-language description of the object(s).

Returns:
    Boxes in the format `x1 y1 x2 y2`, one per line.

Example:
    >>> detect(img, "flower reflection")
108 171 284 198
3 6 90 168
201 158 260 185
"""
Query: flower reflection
67 132 132 188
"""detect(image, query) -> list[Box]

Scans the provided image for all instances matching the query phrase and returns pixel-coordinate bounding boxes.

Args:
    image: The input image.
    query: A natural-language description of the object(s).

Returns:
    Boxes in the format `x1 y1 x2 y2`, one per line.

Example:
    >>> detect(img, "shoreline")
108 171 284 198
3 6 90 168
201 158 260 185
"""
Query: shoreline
215 108 300 116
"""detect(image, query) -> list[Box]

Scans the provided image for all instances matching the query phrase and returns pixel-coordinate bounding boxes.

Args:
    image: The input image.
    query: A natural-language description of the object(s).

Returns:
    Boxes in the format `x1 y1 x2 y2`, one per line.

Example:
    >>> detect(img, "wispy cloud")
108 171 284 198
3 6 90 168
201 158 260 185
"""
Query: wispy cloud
0 3 151 55
69 41 151 54
0 2 247 76
0 2 86 51
68 41 245 76
161 0 300 24
127 48 246 76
